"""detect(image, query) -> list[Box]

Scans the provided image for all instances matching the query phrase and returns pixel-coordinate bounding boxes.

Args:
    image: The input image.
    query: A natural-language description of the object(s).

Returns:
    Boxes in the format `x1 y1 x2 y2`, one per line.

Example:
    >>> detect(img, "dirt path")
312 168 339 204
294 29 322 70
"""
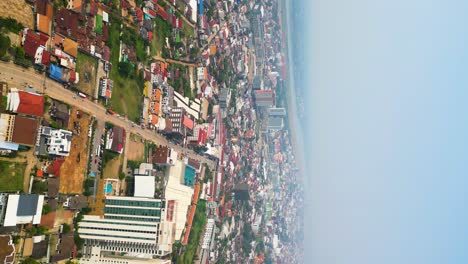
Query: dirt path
153 56 199 67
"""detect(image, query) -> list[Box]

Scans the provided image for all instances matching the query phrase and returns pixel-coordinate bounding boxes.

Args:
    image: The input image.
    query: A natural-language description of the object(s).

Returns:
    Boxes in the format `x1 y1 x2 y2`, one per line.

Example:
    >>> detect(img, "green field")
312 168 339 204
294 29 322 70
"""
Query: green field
0 160 25 192
175 200 207 264
108 20 143 122
152 17 172 57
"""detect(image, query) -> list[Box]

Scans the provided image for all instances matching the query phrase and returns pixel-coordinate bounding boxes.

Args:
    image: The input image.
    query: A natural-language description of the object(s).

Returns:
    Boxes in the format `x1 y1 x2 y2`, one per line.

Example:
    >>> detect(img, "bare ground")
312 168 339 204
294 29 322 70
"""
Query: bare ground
126 134 145 161
0 0 34 29
59 108 91 194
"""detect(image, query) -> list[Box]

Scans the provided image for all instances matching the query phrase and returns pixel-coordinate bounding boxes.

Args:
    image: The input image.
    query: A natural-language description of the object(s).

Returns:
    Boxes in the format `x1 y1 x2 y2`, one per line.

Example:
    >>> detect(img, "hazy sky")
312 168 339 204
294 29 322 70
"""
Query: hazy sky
301 0 468 263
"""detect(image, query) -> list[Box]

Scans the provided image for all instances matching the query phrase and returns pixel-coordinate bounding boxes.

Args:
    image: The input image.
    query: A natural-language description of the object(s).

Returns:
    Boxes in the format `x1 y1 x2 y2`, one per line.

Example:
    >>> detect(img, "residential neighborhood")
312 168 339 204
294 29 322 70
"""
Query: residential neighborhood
0 0 303 263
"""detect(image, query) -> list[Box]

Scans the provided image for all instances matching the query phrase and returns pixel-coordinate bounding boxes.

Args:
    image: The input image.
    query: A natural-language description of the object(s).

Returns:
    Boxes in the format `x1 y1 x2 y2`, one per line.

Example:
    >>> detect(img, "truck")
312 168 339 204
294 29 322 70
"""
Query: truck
77 92 87 98
106 109 116 115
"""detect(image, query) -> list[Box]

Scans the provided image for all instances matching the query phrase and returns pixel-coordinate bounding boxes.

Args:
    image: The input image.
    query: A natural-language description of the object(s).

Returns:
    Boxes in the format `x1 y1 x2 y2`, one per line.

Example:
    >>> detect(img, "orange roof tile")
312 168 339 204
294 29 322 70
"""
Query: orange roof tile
151 115 159 125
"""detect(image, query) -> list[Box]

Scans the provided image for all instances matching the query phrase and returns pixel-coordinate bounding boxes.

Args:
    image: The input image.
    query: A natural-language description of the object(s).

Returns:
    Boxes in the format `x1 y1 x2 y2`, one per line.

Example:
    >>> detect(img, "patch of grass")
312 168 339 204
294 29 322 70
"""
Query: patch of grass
1 95 7 111
175 200 207 264
0 160 25 192
152 17 172 57
108 19 143 122
75 53 98 96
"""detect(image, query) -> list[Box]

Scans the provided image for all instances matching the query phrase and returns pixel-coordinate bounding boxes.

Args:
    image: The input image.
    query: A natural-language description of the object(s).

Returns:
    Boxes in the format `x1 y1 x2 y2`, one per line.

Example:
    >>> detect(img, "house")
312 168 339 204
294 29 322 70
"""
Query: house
6 89 44 117
67 0 83 12
0 114 39 146
187 123 209 145
152 146 177 166
65 195 88 210
36 0 53 35
31 238 47 259
105 126 126 154
47 178 60 198
62 38 78 58
157 4 168 20
0 235 15 264
99 78 113 99
37 126 73 157
47 157 64 177
50 232 76 262
21 28 50 65
50 102 70 128
1 194 45 227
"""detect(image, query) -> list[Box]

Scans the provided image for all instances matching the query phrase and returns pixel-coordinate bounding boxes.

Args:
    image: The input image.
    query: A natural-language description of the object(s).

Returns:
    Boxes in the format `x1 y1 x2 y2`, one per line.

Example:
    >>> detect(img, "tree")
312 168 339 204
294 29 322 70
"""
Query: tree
21 258 39 264
15 46 25 59
32 180 48 194
42 204 51 215
119 172 126 180
0 34 11 57
118 61 134 78
62 223 71 234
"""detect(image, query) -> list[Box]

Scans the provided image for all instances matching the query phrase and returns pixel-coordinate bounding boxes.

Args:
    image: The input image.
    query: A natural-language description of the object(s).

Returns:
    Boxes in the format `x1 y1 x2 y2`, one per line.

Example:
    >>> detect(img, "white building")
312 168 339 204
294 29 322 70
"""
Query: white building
78 196 171 259
173 91 201 120
38 126 72 156
202 219 216 250
0 194 44 227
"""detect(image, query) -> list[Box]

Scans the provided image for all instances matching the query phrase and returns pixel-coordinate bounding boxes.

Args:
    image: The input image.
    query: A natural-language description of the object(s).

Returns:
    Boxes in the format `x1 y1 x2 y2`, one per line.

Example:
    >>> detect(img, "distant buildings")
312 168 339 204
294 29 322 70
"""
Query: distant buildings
254 90 275 108
218 87 231 109
0 194 45 227
233 183 250 201
267 108 286 131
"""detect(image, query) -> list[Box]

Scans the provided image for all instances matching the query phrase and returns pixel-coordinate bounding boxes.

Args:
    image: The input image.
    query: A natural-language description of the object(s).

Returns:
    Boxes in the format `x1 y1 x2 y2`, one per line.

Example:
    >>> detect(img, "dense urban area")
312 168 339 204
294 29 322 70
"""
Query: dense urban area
0 0 303 263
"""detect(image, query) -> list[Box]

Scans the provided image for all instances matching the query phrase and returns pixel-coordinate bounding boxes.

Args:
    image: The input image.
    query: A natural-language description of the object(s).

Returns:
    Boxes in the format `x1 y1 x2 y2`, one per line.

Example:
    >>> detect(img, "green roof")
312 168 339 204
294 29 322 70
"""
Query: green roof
95 15 103 34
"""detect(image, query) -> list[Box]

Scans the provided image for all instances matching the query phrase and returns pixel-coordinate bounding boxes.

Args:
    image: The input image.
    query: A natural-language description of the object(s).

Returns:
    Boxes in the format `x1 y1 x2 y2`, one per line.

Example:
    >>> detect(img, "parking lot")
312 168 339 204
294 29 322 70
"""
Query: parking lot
89 120 105 180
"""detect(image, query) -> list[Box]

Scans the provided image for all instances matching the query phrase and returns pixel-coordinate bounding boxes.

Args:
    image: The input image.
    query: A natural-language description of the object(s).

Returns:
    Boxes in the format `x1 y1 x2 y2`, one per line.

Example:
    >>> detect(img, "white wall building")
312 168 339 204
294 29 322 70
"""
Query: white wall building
1 194 44 227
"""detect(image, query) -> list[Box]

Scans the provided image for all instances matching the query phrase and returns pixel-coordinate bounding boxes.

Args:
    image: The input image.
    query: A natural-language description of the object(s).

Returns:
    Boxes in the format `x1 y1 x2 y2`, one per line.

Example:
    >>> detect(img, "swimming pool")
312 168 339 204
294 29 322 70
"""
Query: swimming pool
104 183 113 194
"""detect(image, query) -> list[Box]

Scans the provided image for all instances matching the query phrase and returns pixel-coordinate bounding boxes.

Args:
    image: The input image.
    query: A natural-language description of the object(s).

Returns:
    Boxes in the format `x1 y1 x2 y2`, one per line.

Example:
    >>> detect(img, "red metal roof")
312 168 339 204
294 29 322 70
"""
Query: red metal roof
41 50 51 65
17 91 44 116
23 31 42 57
48 158 65 177
157 4 168 20
183 115 194 130
197 129 207 144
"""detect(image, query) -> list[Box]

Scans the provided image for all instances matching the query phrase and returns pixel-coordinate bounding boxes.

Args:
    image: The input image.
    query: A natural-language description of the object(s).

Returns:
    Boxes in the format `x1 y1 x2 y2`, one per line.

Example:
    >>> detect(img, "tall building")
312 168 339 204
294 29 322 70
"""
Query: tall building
254 90 275 108
78 196 173 261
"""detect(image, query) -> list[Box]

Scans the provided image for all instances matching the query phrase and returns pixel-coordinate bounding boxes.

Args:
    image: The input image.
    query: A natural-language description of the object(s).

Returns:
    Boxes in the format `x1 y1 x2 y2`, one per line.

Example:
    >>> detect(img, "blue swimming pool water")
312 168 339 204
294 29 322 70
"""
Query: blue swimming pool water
104 183 112 194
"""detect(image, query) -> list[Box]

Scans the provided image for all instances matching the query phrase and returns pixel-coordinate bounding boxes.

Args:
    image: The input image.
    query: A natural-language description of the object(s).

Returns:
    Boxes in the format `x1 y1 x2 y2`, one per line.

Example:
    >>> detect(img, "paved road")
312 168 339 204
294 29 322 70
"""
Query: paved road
0 62 215 168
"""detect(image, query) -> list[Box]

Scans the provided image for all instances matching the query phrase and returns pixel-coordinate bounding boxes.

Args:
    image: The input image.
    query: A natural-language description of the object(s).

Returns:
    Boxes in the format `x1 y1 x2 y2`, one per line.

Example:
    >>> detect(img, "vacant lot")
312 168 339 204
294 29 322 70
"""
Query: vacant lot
102 154 121 179
59 108 92 194
75 53 98 96
0 160 25 192
0 0 34 29
127 134 145 161
108 21 142 122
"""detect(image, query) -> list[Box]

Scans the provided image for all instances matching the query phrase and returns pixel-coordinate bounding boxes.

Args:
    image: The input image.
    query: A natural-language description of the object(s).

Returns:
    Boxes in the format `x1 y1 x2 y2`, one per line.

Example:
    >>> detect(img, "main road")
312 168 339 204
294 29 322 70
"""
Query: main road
0 62 215 168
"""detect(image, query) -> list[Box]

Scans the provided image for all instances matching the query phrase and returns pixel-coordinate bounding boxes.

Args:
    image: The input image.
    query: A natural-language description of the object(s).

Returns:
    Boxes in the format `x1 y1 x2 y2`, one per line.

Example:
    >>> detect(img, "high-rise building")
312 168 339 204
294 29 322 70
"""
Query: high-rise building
78 195 174 262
